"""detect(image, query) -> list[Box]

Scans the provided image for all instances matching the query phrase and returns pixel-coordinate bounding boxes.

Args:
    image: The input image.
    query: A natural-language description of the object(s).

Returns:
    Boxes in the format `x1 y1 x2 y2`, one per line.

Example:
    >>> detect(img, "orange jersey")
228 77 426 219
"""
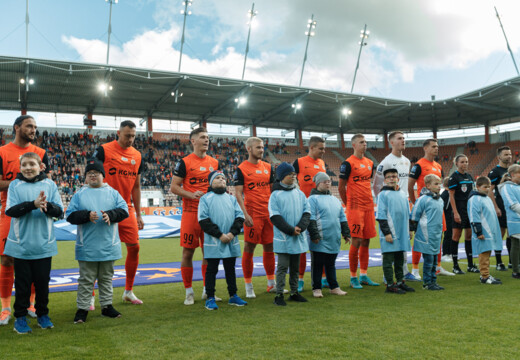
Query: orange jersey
234 160 274 217
293 156 326 198
409 158 443 196
95 141 142 207
173 153 219 213
0 142 48 214
339 155 374 210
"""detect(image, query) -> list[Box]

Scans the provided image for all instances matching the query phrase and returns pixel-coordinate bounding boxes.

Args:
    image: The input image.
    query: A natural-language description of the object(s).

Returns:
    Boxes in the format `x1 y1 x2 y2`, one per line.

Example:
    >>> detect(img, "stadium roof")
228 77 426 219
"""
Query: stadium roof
1 55 520 134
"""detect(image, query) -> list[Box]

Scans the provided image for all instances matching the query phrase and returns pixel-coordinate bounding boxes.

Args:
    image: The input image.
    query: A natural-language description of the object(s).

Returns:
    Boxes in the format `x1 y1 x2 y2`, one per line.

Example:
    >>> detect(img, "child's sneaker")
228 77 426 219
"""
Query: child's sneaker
422 283 437 290
481 276 502 285
37 315 54 329
27 305 37 318
385 284 406 294
288 293 308 302
0 308 11 325
205 297 218 310
452 265 465 275
404 272 421 282
312 289 323 298
74 309 89 324
467 265 480 273
297 279 304 293
397 282 416 292
432 283 445 290
359 275 380 286
330 287 347 296
228 294 247 307
512 272 520 279
89 295 95 311
122 290 143 305
273 294 286 306
101 305 122 318
321 278 330 288
13 316 31 334
350 277 363 289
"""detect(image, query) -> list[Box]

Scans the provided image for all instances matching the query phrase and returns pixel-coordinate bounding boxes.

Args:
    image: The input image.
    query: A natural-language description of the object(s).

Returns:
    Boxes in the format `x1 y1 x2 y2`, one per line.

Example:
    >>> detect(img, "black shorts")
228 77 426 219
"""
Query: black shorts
453 201 470 229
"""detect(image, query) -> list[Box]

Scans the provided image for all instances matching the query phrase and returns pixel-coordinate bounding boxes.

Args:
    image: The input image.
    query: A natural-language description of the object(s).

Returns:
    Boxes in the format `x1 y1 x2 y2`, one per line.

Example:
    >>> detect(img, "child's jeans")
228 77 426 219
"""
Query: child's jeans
422 254 437 285
276 253 300 295
13 257 52 318
478 251 491 278
77 260 115 310
205 257 237 299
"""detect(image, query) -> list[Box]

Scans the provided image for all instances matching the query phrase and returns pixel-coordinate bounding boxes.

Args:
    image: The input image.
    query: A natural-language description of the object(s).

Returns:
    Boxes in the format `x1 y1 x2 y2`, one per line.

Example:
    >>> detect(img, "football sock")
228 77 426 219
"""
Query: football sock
412 250 421 269
242 252 254 283
263 251 275 279
359 246 369 275
349 245 359 278
496 251 503 265
465 240 474 267
29 284 35 305
299 253 306 278
451 241 459 267
201 264 207 286
124 244 140 291
0 265 14 308
181 267 193 289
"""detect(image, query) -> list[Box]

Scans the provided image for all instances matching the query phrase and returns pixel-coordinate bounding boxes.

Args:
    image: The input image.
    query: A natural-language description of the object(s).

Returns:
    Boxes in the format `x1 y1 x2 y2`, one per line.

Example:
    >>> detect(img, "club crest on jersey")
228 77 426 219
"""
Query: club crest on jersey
264 169 268 174
209 167 214 172
121 157 128 162
131 159 136 165
461 184 467 193
200 167 206 171
256 170 261 174
368 166 372 170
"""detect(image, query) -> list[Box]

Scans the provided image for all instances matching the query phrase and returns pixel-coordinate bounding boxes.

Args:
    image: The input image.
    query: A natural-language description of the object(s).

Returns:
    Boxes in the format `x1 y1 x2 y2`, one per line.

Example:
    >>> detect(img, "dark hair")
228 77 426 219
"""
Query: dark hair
476 176 491 187
309 136 325 147
422 138 438 147
13 115 34 131
120 120 136 129
383 168 398 177
190 127 208 140
497 146 511 156
388 131 404 141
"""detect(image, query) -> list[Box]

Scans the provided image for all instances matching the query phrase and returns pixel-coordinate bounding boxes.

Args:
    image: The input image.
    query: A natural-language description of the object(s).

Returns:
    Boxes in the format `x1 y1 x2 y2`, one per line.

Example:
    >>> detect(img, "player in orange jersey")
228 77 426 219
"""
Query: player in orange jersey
338 134 380 289
408 138 454 278
170 127 219 305
234 137 276 298
0 115 50 325
292 136 326 292
94 120 145 305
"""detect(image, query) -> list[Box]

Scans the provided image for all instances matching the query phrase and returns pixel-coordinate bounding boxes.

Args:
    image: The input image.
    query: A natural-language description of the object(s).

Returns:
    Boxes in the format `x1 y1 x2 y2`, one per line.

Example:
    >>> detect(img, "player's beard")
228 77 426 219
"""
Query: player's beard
19 131 34 143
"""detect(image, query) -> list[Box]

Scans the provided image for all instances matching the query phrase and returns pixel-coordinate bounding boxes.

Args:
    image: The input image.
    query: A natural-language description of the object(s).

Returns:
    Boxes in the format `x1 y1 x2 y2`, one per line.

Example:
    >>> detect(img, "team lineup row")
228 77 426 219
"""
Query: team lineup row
0 116 517 333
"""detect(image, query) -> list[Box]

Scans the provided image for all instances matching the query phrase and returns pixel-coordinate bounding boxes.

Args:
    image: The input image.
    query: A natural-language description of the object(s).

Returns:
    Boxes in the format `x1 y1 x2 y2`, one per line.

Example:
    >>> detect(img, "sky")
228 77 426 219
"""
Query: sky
1 0 520 136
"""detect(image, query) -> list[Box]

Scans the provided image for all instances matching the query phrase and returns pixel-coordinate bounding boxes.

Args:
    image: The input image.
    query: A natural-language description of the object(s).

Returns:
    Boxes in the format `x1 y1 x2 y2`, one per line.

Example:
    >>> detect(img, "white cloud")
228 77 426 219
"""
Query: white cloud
62 0 520 99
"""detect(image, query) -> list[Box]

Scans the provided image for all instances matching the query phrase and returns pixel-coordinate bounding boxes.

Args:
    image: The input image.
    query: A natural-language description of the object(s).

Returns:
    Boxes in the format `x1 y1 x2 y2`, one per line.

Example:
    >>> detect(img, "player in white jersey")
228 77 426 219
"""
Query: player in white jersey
373 131 419 282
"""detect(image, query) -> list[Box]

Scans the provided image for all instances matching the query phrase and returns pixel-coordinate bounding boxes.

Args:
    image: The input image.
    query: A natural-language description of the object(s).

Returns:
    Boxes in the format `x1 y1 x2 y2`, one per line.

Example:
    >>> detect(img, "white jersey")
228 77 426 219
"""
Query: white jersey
373 152 411 199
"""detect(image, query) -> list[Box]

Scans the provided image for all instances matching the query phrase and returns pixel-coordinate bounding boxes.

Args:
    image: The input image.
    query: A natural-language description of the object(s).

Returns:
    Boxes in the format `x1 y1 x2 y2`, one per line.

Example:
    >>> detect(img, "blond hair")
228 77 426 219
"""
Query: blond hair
245 137 263 149
424 173 441 185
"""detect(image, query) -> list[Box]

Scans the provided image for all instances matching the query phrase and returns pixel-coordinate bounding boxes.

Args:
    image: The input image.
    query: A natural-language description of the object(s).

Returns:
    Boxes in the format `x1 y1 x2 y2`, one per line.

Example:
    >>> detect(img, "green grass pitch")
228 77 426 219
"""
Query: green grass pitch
1 235 518 359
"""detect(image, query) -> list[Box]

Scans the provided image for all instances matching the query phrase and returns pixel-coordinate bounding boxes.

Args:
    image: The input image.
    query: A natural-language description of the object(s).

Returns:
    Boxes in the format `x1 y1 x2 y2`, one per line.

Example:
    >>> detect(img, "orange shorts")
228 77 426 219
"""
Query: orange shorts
118 207 139 244
180 211 204 249
244 217 273 245
0 214 10 256
346 208 377 239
